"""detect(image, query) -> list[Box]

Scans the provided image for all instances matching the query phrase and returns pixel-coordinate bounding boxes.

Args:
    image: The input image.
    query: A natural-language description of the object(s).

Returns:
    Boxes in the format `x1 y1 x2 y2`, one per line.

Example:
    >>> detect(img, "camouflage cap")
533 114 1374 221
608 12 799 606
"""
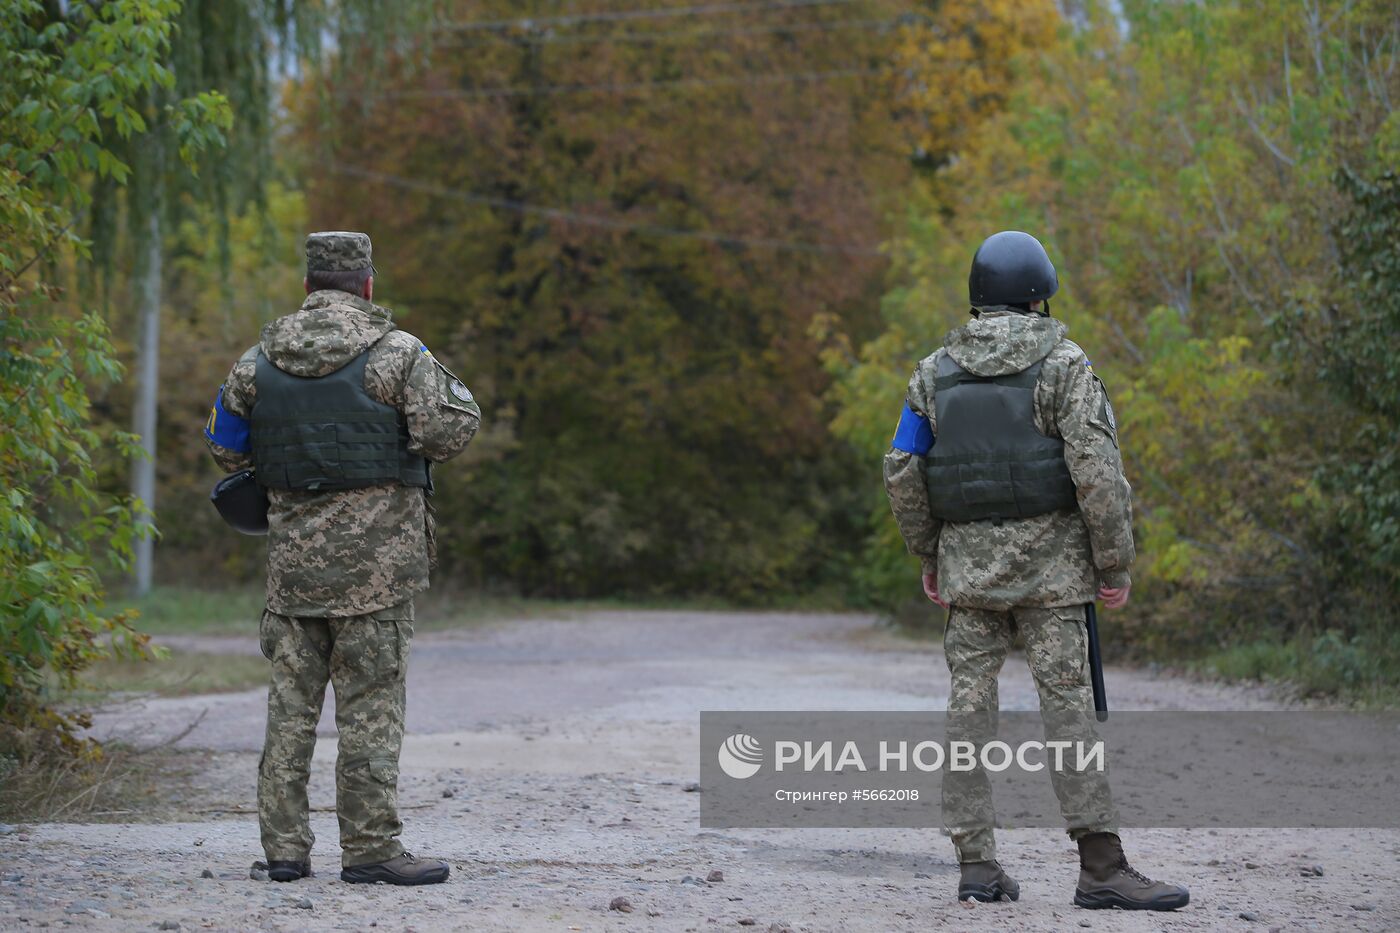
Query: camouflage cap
305 231 375 273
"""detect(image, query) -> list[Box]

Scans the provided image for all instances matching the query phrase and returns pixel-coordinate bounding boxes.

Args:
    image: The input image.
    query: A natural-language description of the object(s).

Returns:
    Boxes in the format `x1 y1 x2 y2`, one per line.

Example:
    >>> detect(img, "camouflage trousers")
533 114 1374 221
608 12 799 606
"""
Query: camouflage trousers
942 604 1118 863
257 601 413 868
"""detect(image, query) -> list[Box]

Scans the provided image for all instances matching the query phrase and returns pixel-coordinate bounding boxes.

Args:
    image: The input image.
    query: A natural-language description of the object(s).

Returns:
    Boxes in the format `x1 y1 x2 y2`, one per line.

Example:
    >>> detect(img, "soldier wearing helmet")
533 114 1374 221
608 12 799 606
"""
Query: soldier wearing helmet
884 230 1188 910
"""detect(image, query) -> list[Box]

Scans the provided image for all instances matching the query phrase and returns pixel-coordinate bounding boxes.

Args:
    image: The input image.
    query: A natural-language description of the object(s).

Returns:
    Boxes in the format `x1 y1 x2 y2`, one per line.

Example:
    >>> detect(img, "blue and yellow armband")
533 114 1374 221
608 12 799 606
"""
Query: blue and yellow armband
204 385 251 453
891 401 934 456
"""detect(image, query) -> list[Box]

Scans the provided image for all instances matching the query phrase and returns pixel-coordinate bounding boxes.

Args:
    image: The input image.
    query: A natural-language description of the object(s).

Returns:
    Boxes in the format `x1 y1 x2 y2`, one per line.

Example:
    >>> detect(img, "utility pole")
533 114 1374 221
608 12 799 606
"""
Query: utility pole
130 209 161 596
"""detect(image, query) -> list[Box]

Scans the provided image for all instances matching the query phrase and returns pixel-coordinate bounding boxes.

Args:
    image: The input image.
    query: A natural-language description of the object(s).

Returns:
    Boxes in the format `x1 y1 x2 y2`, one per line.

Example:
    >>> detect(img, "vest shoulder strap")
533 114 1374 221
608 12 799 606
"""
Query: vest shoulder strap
933 354 1045 393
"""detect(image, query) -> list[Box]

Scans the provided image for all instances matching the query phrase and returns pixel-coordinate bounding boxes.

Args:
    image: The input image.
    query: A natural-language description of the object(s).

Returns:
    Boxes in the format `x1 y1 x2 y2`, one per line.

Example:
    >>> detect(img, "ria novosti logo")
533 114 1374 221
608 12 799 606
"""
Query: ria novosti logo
714 734 1108 779
717 733 764 779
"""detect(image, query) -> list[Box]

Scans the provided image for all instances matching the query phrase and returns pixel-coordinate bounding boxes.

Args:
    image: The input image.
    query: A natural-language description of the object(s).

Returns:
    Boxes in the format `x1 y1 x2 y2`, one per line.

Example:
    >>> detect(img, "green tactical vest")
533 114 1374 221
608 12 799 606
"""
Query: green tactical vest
250 344 430 492
924 352 1078 522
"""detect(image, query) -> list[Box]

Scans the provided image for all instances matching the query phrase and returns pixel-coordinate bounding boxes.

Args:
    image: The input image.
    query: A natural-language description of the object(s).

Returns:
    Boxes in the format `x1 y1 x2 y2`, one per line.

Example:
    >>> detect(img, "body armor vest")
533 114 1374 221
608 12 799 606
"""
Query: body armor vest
924 352 1078 522
251 345 429 492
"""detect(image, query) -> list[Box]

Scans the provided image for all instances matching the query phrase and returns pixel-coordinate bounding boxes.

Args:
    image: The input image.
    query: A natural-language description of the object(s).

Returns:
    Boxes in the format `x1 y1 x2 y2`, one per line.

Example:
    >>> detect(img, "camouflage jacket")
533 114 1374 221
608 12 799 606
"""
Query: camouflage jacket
883 308 1134 610
207 289 481 617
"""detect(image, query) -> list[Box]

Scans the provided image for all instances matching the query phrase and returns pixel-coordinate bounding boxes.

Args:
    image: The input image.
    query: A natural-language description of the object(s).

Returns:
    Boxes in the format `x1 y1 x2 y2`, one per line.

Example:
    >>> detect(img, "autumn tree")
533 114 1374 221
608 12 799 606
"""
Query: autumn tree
892 0 1059 167
295 0 911 597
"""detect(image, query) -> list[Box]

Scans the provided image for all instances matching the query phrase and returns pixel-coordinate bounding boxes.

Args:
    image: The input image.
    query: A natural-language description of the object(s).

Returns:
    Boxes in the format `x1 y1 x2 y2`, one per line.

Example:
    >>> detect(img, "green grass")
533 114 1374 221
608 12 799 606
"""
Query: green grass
1194 628 1400 709
121 585 532 636
71 650 269 699
121 584 859 637
126 585 267 636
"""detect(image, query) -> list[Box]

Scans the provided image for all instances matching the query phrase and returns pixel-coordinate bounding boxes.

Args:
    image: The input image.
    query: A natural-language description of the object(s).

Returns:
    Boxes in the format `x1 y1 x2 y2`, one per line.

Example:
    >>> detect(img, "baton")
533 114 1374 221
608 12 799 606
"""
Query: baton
1085 601 1108 722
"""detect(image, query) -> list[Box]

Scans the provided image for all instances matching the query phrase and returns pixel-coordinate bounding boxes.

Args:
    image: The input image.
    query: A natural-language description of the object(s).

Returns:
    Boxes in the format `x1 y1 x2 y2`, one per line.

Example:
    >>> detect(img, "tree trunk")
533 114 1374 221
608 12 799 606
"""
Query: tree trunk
130 210 161 596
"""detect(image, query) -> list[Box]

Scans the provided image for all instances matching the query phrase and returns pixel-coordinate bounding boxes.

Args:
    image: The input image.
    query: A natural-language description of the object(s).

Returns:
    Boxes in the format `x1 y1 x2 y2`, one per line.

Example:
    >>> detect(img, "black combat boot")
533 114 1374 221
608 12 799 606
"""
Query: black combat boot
264 859 312 882
340 851 450 886
1074 832 1189 910
958 860 1020 902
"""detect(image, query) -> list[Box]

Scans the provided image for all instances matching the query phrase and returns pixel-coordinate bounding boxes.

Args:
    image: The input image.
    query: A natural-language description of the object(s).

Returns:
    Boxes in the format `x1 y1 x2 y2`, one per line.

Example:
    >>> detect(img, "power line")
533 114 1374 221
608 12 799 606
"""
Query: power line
437 16 898 48
438 0 873 33
366 66 890 100
332 163 884 257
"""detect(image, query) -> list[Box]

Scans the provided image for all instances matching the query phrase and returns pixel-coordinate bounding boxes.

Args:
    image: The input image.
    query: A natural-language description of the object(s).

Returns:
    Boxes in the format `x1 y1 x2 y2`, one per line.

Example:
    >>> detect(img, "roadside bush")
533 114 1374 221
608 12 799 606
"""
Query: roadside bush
0 0 225 747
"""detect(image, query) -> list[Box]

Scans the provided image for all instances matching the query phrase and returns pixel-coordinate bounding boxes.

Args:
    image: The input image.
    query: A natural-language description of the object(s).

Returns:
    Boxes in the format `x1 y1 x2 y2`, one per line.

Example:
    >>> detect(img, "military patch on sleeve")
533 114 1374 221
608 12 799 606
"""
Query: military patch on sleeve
1088 372 1119 443
449 379 473 402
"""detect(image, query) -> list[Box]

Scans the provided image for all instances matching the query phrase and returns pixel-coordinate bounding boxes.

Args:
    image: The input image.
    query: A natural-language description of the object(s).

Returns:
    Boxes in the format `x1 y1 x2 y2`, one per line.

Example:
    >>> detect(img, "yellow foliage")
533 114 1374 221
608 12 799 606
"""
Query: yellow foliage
894 0 1060 162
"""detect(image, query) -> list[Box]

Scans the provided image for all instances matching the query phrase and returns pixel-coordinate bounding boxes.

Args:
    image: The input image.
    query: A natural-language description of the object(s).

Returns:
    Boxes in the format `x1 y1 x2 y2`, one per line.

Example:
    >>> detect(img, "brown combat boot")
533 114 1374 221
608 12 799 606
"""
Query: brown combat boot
958 860 1020 902
340 852 450 886
1074 833 1189 910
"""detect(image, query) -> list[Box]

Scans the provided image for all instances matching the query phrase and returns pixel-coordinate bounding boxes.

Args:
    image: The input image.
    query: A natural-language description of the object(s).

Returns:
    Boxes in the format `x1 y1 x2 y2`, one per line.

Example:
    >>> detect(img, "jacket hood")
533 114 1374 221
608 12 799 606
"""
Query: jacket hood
943 307 1068 376
259 290 395 377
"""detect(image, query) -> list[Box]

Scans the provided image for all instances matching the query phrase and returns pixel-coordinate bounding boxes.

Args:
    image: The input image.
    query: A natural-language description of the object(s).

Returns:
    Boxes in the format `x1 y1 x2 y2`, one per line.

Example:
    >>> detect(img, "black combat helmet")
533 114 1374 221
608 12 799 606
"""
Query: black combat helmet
968 230 1059 306
211 469 269 535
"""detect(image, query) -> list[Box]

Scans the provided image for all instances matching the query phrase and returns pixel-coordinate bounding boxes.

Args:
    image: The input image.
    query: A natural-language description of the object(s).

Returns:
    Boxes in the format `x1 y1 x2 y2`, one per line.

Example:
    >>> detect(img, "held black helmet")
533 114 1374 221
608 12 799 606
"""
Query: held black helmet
968 230 1059 306
211 469 269 535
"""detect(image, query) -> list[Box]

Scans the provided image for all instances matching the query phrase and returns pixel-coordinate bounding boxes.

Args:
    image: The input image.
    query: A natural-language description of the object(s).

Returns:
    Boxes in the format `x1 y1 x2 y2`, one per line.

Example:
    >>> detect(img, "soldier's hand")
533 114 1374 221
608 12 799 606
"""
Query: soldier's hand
1097 582 1131 609
922 571 949 608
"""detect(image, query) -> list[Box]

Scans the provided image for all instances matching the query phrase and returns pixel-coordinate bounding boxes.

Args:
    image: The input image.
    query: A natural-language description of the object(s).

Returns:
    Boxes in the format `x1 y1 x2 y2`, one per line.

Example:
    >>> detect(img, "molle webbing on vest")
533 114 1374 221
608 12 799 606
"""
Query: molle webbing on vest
251 348 429 492
925 353 1078 522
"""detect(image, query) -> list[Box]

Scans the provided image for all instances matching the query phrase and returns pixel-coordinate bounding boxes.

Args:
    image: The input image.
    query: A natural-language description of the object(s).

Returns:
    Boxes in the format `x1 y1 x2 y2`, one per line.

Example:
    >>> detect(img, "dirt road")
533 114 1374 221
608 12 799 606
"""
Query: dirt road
3 610 1396 931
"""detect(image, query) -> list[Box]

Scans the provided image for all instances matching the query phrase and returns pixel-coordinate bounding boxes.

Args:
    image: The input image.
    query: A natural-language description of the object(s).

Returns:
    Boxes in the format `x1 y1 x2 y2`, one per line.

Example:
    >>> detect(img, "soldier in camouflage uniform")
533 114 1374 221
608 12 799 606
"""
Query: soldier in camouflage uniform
205 232 480 886
884 231 1188 911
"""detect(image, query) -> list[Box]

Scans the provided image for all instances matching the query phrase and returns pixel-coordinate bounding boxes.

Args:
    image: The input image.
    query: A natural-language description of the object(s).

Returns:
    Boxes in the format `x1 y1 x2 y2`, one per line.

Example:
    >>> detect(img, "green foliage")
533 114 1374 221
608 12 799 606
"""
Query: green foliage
0 0 227 737
1201 627 1400 708
0 306 148 712
1 0 189 274
1273 171 1400 594
824 201 970 607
